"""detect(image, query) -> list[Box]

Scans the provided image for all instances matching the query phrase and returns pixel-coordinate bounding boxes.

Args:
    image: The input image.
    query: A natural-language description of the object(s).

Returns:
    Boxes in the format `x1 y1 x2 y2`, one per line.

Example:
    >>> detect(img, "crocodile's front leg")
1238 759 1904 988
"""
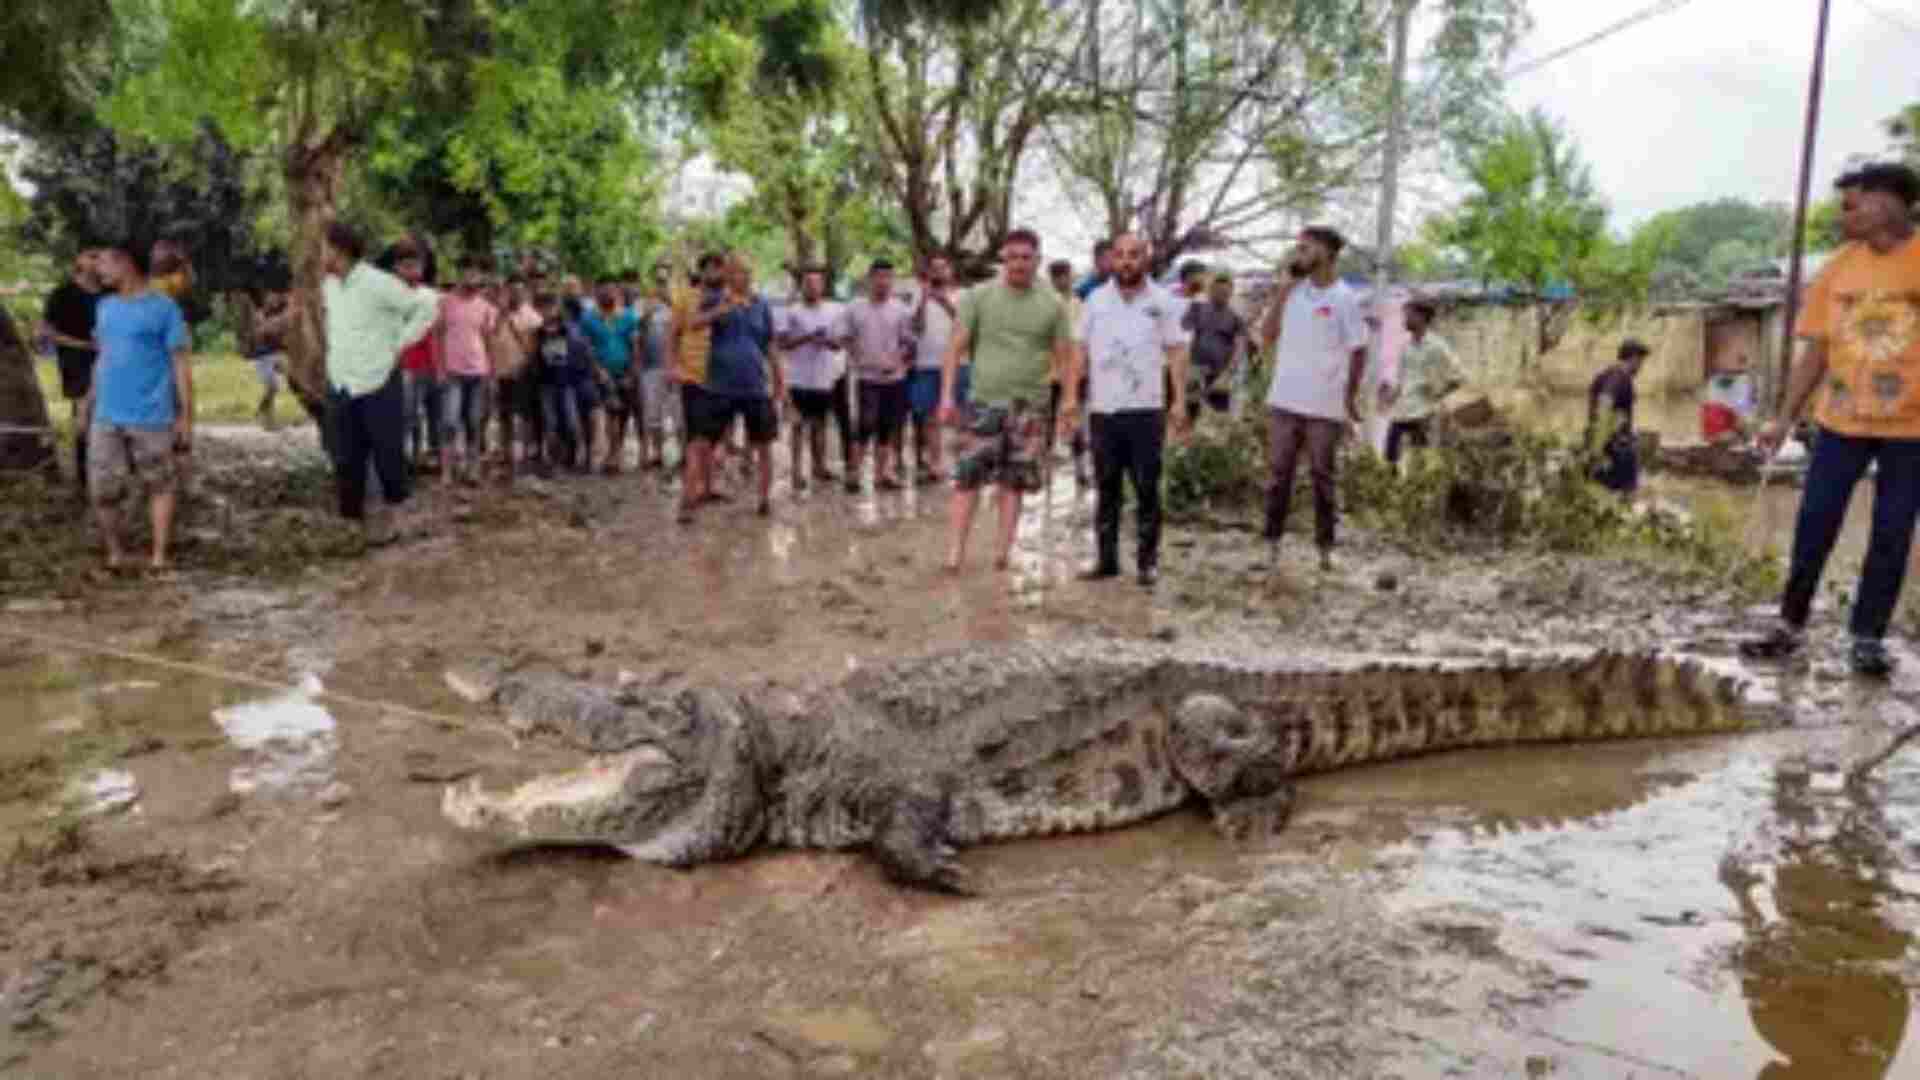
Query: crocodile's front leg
1169 693 1298 840
868 784 975 895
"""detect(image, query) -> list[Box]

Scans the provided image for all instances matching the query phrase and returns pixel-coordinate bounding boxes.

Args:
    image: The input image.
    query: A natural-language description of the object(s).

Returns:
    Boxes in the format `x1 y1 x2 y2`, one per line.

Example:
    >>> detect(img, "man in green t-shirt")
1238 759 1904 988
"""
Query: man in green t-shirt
936 227 1074 573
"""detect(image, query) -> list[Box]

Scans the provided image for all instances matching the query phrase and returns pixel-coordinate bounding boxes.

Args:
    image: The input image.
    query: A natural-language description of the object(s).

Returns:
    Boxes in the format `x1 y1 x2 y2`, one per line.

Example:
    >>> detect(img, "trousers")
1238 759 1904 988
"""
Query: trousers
1265 407 1344 550
1780 426 1920 640
1090 409 1165 572
329 367 410 521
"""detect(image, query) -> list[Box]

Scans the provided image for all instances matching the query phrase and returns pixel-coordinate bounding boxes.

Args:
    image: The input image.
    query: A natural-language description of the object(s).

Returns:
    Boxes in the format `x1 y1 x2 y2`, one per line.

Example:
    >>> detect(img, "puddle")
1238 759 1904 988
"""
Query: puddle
1370 732 1920 1077
64 768 141 816
212 691 339 796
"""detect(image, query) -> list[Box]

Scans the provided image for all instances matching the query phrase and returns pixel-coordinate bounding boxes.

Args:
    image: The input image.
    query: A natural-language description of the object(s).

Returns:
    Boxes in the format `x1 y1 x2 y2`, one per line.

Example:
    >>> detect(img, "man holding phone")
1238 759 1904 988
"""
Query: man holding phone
1258 225 1368 571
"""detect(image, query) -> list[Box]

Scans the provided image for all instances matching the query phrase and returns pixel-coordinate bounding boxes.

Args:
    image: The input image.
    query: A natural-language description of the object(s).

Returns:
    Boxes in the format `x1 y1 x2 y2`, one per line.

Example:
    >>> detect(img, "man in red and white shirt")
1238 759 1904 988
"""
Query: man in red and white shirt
1258 225 1368 571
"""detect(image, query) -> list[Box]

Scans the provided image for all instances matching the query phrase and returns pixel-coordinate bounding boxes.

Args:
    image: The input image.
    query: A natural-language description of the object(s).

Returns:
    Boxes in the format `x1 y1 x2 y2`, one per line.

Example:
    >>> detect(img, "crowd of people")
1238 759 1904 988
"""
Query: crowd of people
32 159 1920 676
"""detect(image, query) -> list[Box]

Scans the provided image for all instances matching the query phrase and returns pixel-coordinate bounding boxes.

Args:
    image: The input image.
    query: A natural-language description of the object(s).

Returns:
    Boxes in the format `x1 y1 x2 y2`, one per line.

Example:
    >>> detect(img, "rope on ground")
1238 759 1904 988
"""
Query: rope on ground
0 622 475 730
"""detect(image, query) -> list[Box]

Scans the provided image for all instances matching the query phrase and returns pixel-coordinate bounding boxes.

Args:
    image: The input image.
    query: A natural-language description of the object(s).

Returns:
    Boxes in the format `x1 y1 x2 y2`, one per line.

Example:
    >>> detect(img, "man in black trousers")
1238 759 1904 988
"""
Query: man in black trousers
1066 232 1190 587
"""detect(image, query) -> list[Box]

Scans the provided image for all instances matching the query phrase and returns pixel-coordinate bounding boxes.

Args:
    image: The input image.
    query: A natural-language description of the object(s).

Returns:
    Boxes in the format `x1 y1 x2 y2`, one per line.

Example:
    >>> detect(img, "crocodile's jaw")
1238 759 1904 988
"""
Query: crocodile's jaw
441 746 689 850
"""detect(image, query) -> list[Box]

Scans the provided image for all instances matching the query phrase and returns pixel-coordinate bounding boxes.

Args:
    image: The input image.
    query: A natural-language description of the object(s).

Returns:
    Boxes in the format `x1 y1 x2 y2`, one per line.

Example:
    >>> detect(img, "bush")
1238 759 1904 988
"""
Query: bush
1164 413 1268 519
1341 429 1778 593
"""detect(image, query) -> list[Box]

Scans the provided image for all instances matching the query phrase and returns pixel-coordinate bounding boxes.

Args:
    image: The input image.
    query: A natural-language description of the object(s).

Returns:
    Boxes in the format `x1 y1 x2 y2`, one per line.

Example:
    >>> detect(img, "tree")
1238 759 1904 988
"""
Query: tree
1889 100 1919 168
1430 109 1656 357
102 0 779 421
0 0 115 136
701 1 910 289
1641 198 1791 293
15 123 274 290
1038 0 1525 271
361 1 667 274
854 0 1071 268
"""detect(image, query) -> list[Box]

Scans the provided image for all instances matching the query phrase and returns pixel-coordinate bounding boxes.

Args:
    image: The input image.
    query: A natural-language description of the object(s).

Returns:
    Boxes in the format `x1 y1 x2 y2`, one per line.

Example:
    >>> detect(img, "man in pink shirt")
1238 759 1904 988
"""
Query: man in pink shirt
438 259 498 484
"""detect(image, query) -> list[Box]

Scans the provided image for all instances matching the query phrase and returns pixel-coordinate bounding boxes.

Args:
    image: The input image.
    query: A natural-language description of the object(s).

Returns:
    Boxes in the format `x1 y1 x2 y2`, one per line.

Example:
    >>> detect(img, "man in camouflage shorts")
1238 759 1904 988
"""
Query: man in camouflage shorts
952 401 1046 495
937 227 1074 572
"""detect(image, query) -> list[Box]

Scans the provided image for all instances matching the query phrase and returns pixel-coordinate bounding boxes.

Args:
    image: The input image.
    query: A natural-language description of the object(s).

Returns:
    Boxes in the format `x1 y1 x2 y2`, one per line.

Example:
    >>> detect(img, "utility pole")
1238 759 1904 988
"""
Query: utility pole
1776 0 1832 411
1366 0 1416 446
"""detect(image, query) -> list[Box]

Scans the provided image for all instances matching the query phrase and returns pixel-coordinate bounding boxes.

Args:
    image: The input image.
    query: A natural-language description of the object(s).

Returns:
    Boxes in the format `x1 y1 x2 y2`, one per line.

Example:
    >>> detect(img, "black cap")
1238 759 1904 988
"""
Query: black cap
1619 338 1651 360
1835 162 1920 207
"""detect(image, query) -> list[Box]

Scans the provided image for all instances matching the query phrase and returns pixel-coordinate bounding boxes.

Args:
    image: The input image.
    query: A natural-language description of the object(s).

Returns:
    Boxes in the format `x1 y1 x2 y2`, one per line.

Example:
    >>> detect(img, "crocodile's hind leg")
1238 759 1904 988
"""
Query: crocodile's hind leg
868 785 975 895
1169 693 1298 841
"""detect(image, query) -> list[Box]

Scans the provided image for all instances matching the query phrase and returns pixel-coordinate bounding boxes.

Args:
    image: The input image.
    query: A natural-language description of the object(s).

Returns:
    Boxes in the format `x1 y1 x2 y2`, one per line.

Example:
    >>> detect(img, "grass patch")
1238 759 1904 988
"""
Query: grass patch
34 351 310 429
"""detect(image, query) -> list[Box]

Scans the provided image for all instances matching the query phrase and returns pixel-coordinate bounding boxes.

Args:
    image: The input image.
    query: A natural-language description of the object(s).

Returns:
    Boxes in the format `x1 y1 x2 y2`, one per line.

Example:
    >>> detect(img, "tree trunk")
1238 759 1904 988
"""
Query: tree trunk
282 130 352 430
0 307 55 473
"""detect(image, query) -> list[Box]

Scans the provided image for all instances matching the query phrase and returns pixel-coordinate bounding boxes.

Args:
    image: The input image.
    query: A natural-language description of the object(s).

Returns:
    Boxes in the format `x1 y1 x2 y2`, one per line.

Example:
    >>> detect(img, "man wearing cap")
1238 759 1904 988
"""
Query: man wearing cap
1743 161 1920 678
1587 338 1649 494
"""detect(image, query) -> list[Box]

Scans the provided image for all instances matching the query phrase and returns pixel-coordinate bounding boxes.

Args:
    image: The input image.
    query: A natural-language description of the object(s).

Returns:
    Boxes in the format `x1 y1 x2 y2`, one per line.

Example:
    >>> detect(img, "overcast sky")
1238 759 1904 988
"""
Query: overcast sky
1506 0 1920 225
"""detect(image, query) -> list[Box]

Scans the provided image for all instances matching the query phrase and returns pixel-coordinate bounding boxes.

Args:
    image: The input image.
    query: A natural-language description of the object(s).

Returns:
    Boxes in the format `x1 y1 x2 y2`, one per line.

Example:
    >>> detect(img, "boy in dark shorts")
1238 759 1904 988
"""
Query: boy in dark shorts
776 267 846 490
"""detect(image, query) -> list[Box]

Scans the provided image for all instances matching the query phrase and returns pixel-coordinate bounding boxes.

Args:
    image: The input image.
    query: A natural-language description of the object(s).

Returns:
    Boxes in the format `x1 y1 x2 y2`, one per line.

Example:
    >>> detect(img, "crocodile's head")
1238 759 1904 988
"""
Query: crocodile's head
441 744 706 852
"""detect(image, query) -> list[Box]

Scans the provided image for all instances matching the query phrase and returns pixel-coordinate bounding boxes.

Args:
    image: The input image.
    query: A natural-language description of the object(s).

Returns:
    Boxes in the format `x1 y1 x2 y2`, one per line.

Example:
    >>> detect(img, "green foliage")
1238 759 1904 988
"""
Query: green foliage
1640 198 1792 294
0 0 114 136
1340 432 1777 594
14 123 276 288
1163 415 1268 519
1430 108 1608 296
1805 198 1843 252
1889 101 1920 168
1164 412 1778 595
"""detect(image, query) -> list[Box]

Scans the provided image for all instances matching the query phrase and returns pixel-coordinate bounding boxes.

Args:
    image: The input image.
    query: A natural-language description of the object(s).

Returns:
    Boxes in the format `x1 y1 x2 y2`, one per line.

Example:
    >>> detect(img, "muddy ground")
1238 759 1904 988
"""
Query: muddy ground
1 423 1917 1078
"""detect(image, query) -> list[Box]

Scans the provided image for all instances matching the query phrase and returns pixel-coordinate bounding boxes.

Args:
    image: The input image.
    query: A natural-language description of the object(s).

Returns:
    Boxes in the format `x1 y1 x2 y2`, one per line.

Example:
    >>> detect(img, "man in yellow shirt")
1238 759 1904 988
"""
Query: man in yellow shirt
1744 162 1920 677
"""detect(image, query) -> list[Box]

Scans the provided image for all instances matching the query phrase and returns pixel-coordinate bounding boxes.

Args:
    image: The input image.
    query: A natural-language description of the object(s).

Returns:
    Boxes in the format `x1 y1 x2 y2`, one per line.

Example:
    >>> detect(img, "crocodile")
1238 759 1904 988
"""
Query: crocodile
441 642 1755 892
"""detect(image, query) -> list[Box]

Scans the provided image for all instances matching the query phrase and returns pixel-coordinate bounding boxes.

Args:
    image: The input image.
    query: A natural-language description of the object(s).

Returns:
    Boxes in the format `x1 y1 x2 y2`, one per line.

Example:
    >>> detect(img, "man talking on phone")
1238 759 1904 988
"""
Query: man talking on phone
1257 226 1368 572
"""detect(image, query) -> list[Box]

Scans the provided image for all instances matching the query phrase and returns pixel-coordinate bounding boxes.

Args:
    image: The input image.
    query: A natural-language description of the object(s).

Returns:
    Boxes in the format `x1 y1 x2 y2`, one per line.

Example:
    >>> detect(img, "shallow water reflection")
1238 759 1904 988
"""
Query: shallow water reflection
213 691 339 795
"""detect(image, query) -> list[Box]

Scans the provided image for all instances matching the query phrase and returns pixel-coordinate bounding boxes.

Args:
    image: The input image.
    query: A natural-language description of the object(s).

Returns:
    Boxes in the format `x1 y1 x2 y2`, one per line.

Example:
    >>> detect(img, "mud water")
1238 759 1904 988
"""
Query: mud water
1 422 1917 1078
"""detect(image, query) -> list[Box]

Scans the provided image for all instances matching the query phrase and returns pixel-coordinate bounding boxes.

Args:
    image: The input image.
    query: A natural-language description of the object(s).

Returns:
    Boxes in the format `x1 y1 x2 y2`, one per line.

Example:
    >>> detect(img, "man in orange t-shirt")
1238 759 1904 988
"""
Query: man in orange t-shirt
1744 162 1920 677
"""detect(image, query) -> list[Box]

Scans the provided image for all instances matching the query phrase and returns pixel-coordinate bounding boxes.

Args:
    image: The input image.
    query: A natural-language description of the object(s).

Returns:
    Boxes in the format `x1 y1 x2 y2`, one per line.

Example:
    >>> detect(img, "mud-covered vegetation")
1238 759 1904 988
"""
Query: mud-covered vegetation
1162 415 1781 597
0 435 357 595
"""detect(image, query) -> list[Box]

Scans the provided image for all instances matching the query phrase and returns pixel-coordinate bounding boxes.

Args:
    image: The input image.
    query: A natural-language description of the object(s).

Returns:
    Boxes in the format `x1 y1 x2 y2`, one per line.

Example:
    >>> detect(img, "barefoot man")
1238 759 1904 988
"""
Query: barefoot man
84 241 191 571
938 228 1074 572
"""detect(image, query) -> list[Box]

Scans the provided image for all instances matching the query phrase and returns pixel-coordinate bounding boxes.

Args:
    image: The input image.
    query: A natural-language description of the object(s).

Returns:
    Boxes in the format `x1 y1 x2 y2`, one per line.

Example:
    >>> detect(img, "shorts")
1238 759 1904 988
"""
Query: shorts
251 352 283 389
689 391 777 445
56 351 94 401
498 374 540 420
600 368 640 417
88 422 178 503
855 379 909 444
907 368 942 422
790 387 837 421
953 403 1045 493
639 367 670 434
680 383 709 440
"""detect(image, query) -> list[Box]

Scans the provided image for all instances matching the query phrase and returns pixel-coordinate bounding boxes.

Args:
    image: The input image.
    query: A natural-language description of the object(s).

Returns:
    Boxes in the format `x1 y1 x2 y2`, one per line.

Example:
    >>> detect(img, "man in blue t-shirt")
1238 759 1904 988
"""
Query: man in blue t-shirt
84 242 192 572
695 254 781 516
579 284 641 473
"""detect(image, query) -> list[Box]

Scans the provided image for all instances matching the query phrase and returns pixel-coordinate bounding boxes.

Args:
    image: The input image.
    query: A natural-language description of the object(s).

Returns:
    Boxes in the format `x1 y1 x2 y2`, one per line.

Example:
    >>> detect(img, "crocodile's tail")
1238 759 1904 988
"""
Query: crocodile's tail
1171 651 1753 779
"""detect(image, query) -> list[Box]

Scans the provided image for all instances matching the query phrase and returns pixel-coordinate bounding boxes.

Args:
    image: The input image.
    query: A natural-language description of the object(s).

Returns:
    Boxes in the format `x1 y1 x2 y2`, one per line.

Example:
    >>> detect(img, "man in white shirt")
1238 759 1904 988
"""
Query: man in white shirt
908 252 959 484
776 266 847 490
1258 225 1369 570
1067 232 1190 587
